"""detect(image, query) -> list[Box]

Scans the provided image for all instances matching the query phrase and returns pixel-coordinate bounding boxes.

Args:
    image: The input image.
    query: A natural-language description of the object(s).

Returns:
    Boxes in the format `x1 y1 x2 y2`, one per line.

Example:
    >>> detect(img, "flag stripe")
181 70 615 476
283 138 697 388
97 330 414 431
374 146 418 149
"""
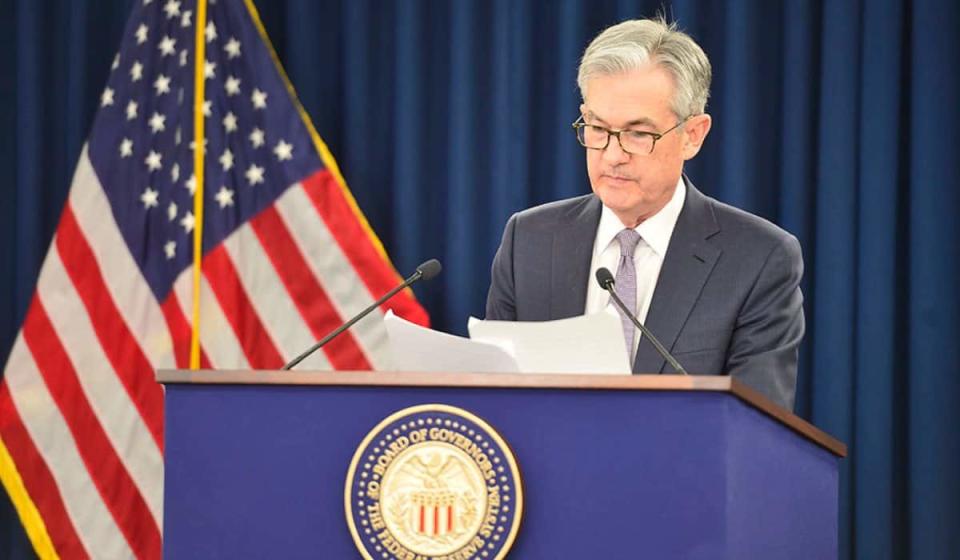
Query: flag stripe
4 337 134 558
221 222 333 370
0 384 86 559
22 298 161 558
160 294 212 369
69 149 176 370
274 184 391 369
301 170 429 325
36 247 163 525
55 207 164 448
202 246 285 369
172 268 249 370
249 205 371 370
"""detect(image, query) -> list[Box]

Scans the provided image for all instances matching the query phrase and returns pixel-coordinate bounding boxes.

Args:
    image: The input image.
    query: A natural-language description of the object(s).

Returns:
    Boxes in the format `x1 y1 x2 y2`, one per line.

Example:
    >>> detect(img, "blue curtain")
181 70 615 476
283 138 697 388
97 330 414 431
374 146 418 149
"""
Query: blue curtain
2 1 958 558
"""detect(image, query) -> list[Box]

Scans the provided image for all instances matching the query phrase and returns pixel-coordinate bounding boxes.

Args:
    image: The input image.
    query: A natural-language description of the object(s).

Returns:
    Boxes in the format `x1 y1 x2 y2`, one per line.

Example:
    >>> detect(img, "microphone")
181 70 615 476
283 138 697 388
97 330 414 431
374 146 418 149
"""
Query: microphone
281 259 442 370
595 267 688 375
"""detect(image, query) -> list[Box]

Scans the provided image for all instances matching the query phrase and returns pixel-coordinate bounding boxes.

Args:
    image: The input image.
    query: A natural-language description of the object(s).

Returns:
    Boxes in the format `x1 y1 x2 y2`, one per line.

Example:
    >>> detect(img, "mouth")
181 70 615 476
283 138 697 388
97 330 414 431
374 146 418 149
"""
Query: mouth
601 174 636 185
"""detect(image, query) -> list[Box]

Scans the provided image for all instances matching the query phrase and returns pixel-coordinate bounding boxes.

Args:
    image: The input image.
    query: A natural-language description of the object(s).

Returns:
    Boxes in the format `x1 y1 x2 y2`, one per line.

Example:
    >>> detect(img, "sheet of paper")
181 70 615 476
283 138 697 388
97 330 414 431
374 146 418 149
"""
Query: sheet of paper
467 309 631 374
383 311 520 373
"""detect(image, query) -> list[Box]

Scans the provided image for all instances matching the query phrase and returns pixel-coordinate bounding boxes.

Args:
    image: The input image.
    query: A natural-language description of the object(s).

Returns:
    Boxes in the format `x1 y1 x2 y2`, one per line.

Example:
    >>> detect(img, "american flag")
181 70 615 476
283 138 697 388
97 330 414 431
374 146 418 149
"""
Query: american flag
0 0 428 557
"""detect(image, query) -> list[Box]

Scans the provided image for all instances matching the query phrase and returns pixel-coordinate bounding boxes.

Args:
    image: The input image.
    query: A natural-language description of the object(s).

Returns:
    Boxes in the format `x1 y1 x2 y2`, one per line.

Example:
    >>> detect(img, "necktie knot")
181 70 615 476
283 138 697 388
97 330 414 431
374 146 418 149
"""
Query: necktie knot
616 229 642 259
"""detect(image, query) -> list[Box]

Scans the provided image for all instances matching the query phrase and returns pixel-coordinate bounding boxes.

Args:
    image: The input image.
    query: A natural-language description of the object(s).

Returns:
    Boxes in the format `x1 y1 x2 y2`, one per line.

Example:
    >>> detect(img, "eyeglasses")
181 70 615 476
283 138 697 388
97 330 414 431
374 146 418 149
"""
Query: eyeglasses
572 115 691 155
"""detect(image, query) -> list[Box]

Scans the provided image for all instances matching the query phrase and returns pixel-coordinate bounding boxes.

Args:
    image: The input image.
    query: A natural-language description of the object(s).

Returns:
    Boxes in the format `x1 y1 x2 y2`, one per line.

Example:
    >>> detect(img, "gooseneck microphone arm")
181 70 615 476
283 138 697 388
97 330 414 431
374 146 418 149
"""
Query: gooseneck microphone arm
595 267 688 375
282 259 442 371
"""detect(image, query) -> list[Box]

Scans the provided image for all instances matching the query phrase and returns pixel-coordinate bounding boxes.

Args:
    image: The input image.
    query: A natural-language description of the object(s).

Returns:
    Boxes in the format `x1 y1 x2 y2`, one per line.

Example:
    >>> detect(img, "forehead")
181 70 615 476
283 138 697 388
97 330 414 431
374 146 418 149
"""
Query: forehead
582 63 676 125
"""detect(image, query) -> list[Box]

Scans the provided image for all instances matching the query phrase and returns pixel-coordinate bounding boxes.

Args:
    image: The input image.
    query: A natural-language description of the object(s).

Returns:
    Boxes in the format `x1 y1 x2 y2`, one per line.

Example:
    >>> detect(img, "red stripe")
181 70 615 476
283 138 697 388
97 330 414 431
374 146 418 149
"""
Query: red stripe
419 505 425 533
447 505 453 532
55 207 164 448
160 293 211 370
202 246 285 369
249 206 372 370
301 171 430 327
0 381 89 559
21 297 161 558
433 505 439 535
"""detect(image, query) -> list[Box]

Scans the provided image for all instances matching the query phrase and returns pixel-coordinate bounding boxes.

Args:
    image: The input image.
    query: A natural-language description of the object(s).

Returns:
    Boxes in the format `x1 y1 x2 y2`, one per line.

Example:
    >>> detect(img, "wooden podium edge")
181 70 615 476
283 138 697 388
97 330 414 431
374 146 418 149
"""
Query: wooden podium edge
157 370 847 458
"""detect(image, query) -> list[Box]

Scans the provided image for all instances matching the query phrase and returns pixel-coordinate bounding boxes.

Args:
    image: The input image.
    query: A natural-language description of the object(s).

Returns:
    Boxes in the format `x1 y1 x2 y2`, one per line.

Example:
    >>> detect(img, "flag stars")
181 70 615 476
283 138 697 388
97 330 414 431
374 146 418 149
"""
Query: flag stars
168 201 178 221
202 100 212 117
219 148 234 171
111 54 120 70
158 35 177 56
225 76 241 96
153 74 171 95
251 88 268 110
140 187 159 209
204 60 217 80
175 126 182 145
125 100 138 120
100 87 115 107
119 138 133 158
164 241 176 260
185 174 197 194
273 139 293 161
180 211 195 233
245 164 265 186
148 112 166 134
179 49 188 67
249 127 265 148
163 0 181 19
224 37 241 59
180 10 192 28
145 150 162 171
135 24 148 45
205 20 217 43
223 111 238 133
189 138 208 155
215 186 235 208
130 61 144 82
171 162 180 183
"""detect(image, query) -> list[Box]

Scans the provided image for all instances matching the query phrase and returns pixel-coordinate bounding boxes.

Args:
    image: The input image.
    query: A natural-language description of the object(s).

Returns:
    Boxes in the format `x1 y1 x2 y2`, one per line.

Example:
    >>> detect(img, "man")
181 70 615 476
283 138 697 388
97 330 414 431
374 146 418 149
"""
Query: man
485 17 804 410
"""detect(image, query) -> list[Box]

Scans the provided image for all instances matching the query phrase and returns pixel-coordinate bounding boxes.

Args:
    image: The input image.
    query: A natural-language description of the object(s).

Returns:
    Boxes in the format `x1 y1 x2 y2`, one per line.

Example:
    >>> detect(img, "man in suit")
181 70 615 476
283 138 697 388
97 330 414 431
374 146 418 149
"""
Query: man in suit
485 17 804 410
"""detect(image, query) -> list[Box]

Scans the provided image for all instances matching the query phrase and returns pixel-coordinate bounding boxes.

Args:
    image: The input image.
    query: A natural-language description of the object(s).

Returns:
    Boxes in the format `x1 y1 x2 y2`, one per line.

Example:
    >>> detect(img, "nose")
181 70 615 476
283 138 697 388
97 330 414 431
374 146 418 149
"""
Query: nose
601 134 631 164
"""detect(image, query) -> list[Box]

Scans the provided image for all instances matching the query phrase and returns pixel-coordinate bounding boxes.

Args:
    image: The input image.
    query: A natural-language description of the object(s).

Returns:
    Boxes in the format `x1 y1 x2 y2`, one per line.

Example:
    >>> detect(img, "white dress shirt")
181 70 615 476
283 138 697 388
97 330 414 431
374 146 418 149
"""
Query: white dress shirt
584 177 686 361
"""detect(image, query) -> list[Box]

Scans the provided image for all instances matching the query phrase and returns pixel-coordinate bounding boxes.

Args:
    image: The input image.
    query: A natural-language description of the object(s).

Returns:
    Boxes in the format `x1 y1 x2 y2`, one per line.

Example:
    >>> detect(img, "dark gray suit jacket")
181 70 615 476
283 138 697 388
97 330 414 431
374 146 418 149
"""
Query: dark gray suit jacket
485 180 804 410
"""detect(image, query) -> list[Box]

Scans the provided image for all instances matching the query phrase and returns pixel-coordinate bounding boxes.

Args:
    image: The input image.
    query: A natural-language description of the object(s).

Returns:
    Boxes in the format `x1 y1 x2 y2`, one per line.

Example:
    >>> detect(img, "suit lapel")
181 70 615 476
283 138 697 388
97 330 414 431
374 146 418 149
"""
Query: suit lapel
550 196 602 319
634 180 722 373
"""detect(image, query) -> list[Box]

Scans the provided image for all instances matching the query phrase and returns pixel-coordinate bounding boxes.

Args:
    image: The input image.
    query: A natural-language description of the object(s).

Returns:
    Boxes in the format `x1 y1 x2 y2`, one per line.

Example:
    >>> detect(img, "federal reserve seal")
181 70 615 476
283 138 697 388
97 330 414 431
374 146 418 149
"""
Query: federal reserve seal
345 404 523 560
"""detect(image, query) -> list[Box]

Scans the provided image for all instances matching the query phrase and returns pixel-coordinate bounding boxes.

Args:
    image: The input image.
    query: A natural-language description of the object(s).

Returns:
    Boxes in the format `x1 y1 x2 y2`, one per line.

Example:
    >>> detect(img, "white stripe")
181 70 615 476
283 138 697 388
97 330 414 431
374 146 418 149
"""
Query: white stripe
36 244 163 525
4 337 135 559
222 224 333 370
173 267 249 370
274 184 392 369
67 145 175 370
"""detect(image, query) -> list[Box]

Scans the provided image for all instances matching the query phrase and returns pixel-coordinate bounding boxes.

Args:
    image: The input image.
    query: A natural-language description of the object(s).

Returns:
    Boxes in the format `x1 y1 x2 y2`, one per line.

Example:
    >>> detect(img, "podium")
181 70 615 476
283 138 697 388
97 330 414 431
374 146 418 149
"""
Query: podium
158 370 845 559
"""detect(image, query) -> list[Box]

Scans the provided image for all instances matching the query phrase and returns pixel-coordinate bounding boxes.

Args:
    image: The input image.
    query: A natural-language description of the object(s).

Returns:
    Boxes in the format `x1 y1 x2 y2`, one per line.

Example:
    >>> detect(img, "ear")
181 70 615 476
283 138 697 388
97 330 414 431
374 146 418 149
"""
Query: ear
681 114 712 160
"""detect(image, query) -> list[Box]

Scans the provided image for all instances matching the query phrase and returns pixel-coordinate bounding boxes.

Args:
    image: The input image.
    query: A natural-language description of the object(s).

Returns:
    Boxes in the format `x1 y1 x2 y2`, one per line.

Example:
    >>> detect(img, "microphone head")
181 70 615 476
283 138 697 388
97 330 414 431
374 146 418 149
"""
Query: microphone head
416 259 443 281
595 267 615 290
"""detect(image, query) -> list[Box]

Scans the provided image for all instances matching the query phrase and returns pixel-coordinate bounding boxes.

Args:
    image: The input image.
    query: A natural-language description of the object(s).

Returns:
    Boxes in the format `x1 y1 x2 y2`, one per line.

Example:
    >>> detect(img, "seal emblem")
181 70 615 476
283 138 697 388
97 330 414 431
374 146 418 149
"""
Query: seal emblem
345 404 523 559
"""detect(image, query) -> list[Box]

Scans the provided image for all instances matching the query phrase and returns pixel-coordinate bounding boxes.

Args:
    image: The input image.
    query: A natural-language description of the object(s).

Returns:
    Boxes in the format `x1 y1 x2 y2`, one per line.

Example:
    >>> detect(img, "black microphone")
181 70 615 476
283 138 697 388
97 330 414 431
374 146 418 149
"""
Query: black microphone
281 259 442 370
596 267 688 375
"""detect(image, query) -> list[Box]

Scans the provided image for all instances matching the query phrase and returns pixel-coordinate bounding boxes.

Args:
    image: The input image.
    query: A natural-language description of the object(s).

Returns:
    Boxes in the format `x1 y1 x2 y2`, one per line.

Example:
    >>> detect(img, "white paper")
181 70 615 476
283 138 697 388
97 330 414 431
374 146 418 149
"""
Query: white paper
467 309 631 374
383 311 520 373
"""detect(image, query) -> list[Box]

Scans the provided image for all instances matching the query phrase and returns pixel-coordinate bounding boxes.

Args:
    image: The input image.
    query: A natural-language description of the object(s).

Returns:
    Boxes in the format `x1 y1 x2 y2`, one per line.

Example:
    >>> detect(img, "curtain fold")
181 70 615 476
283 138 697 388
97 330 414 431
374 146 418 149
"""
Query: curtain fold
2 1 958 558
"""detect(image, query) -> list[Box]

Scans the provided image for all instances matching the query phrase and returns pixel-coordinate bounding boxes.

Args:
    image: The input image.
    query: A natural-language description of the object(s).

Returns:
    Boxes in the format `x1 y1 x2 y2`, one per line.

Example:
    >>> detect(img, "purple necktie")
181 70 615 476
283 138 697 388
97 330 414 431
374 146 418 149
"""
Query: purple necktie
614 229 642 356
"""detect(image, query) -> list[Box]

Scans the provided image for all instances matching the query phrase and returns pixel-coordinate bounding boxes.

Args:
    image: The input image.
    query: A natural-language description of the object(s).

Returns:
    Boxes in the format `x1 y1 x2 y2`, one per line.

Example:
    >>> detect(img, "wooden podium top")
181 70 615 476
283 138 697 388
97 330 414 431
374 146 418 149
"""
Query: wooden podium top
157 370 846 457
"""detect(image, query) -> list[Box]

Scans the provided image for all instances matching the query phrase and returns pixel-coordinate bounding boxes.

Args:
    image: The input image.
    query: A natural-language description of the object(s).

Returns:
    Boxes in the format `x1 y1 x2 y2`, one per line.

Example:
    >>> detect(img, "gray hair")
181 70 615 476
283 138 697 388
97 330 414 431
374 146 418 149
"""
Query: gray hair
577 17 712 119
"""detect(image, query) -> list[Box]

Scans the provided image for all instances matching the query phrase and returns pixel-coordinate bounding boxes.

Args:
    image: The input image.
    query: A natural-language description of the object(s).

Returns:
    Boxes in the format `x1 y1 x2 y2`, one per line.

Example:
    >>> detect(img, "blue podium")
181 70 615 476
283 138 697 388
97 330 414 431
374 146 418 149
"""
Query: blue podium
158 371 845 559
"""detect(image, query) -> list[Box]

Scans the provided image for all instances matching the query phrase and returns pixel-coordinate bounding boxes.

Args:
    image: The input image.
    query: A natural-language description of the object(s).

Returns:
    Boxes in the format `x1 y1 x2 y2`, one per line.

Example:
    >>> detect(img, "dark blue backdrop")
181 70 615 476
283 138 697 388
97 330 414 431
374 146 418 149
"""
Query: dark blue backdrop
2 1 958 558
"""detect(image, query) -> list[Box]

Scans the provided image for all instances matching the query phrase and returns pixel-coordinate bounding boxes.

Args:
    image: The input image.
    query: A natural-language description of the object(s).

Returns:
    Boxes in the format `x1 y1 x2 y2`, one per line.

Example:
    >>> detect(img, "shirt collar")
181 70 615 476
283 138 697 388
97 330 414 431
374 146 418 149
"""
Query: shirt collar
595 176 686 257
